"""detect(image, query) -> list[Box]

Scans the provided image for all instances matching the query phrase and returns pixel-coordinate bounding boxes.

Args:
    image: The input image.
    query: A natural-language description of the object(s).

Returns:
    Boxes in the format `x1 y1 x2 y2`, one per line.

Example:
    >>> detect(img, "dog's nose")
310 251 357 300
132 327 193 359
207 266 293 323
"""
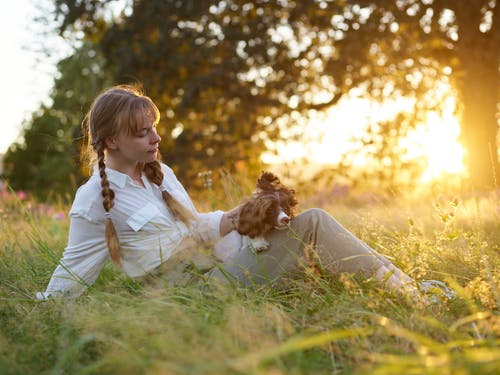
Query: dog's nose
276 212 290 226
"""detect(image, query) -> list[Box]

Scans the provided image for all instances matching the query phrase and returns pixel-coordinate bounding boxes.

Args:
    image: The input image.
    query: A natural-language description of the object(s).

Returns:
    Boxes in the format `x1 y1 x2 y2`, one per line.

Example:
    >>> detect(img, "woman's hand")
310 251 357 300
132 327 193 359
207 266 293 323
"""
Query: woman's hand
219 205 241 236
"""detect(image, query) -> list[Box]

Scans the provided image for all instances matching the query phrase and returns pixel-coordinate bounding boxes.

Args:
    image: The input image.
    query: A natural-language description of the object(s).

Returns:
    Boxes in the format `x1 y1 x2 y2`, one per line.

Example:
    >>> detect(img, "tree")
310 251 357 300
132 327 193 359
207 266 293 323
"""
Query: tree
52 0 284 187
51 0 499 189
328 0 499 188
449 1 499 188
3 42 111 199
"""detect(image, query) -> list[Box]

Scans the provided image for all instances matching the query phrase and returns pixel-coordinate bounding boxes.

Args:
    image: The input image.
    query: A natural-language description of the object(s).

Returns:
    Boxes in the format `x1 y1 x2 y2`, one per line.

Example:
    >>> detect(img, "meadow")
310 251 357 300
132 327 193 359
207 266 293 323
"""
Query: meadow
0 181 499 375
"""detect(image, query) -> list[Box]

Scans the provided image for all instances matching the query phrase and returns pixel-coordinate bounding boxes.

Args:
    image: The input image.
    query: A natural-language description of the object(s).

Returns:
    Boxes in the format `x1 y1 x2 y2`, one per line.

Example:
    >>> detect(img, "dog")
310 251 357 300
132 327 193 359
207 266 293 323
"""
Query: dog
236 171 298 251
214 171 298 261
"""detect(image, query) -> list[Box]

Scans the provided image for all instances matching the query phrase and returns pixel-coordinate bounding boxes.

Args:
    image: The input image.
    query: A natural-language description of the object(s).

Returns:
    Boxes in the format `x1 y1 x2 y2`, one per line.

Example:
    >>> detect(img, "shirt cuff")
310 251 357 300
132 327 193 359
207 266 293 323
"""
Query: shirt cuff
194 210 225 244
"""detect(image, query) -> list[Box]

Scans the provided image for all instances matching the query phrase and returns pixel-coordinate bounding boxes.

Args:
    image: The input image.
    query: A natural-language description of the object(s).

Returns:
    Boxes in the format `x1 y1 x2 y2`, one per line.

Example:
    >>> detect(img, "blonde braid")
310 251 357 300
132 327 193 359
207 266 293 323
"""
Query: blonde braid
96 142 122 266
143 160 195 225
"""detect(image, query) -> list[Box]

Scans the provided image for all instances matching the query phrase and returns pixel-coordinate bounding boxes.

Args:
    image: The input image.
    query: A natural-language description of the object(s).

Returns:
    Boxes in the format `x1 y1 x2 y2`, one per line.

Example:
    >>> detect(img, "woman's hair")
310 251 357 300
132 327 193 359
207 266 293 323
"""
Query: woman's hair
82 85 194 266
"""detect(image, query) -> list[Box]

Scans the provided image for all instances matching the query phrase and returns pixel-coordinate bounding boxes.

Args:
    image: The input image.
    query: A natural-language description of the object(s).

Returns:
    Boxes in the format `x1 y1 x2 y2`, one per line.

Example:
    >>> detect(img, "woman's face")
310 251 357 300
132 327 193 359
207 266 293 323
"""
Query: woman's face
106 116 162 168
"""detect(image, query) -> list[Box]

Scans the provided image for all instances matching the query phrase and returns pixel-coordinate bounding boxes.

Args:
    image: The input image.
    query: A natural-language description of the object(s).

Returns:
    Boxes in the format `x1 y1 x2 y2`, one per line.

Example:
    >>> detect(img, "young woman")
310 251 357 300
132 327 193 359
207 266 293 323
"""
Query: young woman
37 85 434 302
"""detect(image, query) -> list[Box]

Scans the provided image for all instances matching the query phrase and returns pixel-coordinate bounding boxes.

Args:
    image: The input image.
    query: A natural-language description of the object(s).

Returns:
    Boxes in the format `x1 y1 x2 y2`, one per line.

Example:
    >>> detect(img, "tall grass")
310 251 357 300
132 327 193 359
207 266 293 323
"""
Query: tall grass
0 184 498 374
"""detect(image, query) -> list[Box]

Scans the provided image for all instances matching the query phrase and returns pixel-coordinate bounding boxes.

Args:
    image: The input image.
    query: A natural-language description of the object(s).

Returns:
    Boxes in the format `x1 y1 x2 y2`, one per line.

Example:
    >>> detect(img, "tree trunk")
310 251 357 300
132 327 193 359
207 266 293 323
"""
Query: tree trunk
456 8 499 189
459 64 499 189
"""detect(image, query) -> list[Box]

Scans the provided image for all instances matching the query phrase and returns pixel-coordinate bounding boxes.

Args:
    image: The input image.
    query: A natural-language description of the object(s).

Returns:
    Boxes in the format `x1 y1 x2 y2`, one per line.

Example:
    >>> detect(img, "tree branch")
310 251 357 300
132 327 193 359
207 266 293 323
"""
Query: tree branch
298 92 344 112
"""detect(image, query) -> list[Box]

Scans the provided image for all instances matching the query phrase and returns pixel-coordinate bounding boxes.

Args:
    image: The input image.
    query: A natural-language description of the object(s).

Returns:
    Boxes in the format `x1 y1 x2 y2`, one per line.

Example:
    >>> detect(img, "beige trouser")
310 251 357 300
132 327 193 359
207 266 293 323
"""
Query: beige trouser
207 208 418 295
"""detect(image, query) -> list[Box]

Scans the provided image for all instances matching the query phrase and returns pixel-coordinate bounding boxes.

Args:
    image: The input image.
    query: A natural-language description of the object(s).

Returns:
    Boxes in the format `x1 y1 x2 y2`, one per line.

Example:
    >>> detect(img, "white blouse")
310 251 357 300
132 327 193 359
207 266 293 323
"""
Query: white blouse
37 163 228 299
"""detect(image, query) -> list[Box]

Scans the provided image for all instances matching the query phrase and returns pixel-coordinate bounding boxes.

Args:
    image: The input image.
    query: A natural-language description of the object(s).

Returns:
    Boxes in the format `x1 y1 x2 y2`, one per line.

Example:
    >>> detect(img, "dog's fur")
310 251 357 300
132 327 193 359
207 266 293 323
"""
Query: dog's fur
213 171 298 261
236 171 298 251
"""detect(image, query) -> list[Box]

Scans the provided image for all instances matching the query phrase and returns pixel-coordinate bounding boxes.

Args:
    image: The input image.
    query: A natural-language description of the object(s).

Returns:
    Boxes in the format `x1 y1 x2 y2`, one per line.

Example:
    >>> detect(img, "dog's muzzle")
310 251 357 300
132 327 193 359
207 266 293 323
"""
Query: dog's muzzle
276 211 290 227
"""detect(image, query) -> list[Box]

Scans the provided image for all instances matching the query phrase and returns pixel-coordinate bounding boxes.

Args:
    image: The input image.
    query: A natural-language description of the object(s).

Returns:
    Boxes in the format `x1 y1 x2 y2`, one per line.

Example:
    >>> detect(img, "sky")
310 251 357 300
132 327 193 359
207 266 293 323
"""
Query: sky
0 0 71 154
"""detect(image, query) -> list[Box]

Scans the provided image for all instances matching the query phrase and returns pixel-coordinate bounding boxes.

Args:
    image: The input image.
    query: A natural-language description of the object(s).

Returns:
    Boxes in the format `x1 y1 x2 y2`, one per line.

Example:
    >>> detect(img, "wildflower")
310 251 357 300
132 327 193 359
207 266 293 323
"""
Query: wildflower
53 211 66 220
450 197 460 207
198 170 213 189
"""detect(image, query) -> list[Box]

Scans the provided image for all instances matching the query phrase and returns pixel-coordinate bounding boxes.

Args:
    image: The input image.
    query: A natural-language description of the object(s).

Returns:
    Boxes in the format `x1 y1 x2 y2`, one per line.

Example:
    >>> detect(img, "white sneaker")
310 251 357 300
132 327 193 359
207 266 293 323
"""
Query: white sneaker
418 280 457 304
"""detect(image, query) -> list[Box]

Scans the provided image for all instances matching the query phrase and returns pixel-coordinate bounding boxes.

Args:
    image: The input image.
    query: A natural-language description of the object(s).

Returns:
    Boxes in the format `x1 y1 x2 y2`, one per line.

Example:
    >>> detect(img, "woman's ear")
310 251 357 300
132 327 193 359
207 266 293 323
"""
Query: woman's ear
105 136 119 150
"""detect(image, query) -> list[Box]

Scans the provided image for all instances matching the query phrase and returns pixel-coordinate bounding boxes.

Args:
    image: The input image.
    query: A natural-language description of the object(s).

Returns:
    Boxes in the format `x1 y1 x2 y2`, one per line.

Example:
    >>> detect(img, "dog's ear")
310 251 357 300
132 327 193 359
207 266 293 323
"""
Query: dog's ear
287 193 298 218
288 190 298 208
257 171 282 192
237 197 277 237
278 189 298 218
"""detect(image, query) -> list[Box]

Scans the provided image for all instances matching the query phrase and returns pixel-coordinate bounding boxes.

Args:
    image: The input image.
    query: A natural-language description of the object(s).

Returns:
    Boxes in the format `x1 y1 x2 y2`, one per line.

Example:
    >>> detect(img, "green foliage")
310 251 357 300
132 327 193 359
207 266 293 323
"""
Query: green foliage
96 0 287 186
2 42 112 199
5 1 498 197
51 0 499 189
1 188 499 374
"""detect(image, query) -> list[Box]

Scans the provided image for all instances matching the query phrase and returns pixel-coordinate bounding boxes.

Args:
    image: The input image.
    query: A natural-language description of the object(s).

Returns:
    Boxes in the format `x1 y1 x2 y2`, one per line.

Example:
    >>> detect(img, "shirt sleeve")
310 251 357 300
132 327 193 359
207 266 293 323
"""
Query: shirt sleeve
37 212 109 300
192 210 225 244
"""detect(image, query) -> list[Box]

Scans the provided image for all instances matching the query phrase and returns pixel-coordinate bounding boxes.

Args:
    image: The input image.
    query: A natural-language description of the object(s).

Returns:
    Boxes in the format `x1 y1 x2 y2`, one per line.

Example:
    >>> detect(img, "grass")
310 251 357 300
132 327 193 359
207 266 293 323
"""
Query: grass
0 184 499 374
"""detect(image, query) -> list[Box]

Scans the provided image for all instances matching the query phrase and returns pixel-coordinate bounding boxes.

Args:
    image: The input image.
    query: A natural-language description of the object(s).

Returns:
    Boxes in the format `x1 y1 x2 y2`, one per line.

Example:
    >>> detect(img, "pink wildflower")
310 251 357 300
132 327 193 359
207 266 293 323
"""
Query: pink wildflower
53 211 66 220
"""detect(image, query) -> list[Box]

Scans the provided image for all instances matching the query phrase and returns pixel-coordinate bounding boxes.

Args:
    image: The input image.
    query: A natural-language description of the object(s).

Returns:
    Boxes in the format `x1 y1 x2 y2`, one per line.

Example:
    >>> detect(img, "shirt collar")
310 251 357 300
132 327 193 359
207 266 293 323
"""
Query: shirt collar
92 164 133 189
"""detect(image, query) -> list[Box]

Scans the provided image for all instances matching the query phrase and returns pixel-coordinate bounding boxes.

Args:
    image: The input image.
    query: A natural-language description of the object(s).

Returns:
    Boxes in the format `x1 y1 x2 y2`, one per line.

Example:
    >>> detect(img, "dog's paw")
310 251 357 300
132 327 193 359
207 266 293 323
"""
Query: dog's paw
249 237 270 252
255 244 270 252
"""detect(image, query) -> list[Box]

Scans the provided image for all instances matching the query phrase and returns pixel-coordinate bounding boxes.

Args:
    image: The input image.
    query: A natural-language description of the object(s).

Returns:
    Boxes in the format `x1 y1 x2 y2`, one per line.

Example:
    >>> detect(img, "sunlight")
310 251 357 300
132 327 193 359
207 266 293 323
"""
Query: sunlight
402 98 465 182
262 96 465 182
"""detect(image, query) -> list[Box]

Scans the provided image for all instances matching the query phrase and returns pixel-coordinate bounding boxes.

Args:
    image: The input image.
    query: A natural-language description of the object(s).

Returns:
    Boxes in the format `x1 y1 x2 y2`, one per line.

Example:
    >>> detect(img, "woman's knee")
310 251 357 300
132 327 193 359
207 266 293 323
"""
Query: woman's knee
295 208 331 224
288 208 334 239
292 208 335 230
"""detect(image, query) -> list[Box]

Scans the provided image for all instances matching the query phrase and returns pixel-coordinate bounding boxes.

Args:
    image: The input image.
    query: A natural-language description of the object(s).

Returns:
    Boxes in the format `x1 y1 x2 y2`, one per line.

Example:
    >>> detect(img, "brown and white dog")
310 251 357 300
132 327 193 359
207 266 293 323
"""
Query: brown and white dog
236 171 298 251
214 172 298 261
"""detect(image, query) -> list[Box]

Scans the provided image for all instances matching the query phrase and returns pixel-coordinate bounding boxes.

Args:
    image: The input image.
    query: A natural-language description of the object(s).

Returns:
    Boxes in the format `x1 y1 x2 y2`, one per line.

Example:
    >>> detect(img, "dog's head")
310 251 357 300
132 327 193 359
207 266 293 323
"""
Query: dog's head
256 171 298 218
237 172 298 238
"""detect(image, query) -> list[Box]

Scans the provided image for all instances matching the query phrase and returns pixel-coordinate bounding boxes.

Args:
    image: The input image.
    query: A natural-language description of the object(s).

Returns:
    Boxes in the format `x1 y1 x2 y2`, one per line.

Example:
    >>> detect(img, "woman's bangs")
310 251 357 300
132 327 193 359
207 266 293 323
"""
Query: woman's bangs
127 97 160 134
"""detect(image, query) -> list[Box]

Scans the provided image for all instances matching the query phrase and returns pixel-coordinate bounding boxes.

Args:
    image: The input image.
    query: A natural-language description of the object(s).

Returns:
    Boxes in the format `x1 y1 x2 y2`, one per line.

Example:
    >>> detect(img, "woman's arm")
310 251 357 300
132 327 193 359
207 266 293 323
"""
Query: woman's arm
219 206 241 236
37 214 109 299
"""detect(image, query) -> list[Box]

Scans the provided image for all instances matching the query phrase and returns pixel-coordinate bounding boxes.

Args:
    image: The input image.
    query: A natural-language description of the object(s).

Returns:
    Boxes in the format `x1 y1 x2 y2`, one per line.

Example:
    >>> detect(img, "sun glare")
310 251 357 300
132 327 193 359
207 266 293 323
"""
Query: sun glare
262 96 465 182
402 101 465 182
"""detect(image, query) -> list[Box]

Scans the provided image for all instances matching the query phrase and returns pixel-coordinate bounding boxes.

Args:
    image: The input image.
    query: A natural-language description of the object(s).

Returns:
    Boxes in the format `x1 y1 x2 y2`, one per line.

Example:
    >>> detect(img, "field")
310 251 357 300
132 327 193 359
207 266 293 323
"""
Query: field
0 184 499 374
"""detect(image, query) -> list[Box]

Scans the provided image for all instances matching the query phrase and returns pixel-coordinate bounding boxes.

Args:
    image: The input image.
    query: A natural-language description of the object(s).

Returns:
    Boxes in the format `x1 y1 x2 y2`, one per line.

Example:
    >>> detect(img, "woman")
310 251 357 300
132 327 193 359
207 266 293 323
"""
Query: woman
37 85 430 301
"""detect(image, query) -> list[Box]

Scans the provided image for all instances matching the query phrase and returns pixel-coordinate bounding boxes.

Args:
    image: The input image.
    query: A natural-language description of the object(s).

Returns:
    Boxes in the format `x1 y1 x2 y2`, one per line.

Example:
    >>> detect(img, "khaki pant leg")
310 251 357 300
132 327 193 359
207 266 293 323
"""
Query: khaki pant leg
207 208 398 287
